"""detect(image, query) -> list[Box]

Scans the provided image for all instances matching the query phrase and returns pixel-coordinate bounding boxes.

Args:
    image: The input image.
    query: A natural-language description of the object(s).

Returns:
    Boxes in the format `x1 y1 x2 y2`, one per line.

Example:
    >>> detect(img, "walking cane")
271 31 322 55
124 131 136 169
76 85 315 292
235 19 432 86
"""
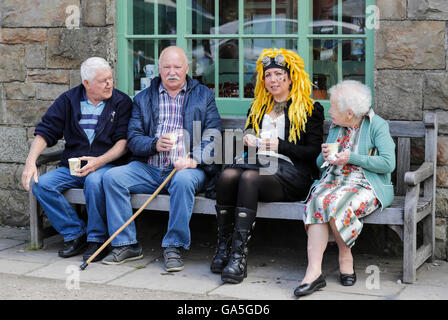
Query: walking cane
80 167 178 271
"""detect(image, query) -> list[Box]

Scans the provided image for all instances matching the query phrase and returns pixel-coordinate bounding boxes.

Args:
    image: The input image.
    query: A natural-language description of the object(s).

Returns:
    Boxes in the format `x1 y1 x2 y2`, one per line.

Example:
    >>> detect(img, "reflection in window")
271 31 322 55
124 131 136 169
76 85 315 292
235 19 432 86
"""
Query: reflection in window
312 0 365 34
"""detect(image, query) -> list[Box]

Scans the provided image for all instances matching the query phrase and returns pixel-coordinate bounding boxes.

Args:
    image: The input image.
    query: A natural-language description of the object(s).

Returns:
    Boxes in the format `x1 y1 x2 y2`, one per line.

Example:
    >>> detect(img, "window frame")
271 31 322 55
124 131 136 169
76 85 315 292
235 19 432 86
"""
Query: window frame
117 0 375 117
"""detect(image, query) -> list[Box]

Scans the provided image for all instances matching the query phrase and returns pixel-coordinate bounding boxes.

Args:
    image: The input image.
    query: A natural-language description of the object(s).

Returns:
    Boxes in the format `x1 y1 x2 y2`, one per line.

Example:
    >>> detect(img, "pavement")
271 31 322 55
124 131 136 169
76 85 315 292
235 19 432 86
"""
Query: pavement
0 213 447 301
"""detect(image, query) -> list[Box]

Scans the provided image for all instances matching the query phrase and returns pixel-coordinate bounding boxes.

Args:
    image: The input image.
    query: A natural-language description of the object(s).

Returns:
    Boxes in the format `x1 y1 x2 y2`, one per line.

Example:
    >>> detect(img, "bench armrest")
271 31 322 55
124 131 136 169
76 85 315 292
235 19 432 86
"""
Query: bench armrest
404 161 434 186
36 150 63 166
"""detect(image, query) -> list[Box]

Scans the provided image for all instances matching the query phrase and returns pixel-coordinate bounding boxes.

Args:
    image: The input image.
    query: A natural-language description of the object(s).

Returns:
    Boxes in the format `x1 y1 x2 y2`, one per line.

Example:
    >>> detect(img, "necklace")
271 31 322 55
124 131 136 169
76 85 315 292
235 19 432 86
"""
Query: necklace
273 101 287 115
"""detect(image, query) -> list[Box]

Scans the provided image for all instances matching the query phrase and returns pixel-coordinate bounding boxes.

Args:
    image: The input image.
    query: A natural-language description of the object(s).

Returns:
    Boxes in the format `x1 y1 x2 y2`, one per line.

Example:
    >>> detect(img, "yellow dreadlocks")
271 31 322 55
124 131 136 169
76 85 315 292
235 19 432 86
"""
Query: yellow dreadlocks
245 48 315 144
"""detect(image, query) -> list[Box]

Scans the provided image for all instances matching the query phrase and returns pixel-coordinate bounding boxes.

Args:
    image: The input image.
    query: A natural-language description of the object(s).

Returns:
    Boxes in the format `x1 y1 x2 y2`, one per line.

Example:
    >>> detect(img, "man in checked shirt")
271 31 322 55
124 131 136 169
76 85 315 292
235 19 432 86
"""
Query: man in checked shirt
101 46 221 271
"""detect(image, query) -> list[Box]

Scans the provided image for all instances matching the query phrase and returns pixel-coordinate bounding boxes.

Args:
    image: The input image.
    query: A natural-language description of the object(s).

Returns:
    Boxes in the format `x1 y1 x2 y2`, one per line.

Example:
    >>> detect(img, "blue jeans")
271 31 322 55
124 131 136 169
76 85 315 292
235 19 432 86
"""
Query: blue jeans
32 165 114 243
102 161 206 249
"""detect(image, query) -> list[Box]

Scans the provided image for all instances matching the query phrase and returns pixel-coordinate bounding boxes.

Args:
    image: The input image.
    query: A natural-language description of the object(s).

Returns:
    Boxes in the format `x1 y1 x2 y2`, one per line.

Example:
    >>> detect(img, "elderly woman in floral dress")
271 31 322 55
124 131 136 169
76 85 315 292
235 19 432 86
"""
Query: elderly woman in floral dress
294 80 396 297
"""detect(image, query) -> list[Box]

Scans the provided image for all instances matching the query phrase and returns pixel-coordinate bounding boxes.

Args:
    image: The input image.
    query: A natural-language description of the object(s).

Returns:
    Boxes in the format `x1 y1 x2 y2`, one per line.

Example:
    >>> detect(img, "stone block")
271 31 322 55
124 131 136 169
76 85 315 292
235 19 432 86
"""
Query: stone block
69 70 82 89
47 27 113 69
0 46 26 82
376 0 406 20
4 100 51 126
28 70 69 84
0 164 24 191
436 188 448 218
35 84 68 100
436 166 448 187
376 21 446 70
0 190 29 227
408 0 448 20
25 45 46 69
0 127 29 163
438 136 448 166
0 0 80 27
4 83 36 100
82 0 107 27
424 73 448 111
0 28 46 44
436 111 448 135
106 0 116 25
374 71 423 120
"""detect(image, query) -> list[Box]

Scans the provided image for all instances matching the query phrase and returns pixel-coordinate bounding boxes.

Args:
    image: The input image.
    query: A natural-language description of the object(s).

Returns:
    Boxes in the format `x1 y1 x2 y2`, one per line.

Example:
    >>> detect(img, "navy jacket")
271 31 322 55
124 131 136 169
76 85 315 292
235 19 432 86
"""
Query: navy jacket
34 84 133 167
128 76 222 168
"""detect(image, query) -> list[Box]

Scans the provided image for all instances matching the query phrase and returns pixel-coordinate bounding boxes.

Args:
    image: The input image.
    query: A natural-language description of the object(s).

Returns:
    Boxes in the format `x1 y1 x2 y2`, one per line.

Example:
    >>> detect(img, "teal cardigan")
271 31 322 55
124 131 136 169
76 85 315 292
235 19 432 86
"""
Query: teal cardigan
314 109 396 210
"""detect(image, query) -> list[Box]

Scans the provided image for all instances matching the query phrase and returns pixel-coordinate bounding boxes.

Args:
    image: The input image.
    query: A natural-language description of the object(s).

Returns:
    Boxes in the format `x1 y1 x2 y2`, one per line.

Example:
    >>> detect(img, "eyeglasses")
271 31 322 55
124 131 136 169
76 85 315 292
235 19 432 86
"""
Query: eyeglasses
261 55 286 68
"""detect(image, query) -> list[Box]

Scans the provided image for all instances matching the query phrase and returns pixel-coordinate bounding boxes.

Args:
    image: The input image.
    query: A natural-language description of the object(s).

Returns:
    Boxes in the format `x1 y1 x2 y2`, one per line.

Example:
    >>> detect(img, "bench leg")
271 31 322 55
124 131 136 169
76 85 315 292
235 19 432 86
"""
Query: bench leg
29 191 44 249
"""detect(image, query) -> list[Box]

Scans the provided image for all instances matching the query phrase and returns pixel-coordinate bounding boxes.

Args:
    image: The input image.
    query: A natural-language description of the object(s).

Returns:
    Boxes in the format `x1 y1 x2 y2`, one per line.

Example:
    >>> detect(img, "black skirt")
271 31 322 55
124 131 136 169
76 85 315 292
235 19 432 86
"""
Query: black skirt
227 154 312 202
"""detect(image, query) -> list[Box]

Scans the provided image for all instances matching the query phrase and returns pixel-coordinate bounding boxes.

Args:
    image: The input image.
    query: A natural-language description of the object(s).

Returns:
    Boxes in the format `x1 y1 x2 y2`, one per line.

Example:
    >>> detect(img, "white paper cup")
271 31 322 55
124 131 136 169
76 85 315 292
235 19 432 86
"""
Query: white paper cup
68 158 81 175
166 133 178 149
326 143 339 155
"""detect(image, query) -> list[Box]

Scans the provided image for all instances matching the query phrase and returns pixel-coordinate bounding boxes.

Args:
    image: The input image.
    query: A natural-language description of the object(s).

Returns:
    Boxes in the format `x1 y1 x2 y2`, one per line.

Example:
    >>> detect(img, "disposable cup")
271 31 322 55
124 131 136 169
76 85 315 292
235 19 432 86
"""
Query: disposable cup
68 158 81 175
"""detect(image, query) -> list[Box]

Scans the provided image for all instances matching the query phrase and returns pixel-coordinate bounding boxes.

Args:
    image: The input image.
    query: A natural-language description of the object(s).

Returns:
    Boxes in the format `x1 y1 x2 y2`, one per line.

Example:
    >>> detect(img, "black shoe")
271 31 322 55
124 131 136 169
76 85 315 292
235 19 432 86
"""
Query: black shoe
82 242 109 263
294 274 326 297
58 235 87 258
339 272 357 286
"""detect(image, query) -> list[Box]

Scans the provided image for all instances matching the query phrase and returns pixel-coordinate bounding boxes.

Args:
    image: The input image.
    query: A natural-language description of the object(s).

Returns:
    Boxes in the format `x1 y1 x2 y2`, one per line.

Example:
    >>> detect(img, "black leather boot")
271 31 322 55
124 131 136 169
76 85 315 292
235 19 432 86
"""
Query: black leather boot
210 205 235 274
221 207 257 284
58 234 87 258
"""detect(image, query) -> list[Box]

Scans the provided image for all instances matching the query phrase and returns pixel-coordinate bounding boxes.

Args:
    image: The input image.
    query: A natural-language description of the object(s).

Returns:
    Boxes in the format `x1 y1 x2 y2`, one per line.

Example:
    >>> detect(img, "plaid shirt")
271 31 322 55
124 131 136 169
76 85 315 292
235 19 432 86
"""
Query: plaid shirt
148 82 187 167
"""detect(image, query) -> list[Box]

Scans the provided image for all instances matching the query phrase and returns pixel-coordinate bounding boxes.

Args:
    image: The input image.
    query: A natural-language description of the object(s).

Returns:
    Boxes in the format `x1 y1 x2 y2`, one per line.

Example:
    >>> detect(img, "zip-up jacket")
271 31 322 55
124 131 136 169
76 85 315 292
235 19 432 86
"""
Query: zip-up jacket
34 84 133 167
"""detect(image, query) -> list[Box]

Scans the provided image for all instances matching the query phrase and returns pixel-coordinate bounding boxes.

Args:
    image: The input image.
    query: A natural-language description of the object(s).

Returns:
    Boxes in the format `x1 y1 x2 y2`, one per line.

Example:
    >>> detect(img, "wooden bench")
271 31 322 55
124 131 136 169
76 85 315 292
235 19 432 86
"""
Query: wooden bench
29 112 438 283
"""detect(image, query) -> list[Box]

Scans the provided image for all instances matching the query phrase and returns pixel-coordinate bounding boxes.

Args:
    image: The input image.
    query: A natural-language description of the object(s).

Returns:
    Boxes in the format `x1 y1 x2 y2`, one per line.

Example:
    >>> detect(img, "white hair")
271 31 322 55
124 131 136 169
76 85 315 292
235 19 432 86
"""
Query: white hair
328 80 372 118
80 57 111 83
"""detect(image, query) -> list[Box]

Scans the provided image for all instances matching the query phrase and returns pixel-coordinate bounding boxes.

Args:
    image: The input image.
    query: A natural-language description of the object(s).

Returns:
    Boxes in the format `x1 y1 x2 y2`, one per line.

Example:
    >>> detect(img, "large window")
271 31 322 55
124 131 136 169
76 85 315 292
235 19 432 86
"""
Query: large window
117 0 374 116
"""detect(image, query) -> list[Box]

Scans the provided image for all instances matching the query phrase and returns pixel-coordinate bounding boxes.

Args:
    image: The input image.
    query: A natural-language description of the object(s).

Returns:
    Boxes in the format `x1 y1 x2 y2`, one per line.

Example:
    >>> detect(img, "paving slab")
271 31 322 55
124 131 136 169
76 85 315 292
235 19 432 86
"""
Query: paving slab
109 259 222 295
0 239 25 251
0 259 46 275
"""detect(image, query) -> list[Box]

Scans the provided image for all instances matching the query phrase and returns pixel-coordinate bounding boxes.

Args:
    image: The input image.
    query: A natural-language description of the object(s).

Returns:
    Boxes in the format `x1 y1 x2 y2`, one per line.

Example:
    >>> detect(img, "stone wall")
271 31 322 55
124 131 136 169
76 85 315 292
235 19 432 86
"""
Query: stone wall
0 0 116 226
375 0 448 259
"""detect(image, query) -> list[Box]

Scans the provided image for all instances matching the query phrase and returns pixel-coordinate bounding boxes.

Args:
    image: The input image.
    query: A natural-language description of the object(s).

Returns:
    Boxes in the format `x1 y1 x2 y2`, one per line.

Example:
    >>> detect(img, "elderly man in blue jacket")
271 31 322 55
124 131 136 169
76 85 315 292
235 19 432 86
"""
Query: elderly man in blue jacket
22 57 133 262
101 46 222 271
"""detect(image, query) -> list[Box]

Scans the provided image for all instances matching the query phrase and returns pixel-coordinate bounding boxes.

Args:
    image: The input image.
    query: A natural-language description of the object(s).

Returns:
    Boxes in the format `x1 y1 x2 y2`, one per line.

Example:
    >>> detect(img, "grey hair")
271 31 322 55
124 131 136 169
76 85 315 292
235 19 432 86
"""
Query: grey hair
80 57 111 83
328 80 372 118
158 46 190 67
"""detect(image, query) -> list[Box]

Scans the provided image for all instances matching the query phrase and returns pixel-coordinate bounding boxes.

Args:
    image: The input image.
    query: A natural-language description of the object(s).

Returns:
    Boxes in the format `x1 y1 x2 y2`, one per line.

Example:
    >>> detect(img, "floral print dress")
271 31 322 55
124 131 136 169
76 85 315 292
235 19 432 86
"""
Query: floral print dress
304 123 380 248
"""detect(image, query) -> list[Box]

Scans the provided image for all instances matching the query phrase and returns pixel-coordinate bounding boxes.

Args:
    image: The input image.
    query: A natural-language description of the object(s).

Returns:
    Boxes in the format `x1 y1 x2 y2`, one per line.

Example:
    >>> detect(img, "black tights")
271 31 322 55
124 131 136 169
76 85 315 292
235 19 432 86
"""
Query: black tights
216 167 286 211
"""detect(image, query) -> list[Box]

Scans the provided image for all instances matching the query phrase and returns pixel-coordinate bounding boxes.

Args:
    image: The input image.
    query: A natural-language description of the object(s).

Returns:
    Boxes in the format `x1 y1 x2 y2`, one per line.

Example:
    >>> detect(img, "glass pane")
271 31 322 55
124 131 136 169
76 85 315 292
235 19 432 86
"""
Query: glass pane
312 0 364 34
219 39 239 97
311 39 339 99
132 40 174 95
132 0 176 35
244 0 272 34
243 39 298 98
191 0 215 34
342 0 366 34
218 0 238 34
276 0 298 34
190 39 216 93
342 39 365 82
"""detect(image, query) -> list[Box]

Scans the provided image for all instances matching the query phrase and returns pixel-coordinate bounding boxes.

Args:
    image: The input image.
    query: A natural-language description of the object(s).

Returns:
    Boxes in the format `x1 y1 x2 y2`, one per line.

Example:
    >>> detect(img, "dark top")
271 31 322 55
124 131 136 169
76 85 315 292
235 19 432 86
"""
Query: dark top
34 84 133 167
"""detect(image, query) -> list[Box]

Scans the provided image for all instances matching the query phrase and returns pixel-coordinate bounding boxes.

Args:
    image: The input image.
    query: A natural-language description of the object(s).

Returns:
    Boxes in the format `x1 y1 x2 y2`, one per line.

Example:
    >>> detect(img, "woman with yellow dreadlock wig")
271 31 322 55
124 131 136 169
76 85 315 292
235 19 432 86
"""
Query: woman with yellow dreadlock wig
211 48 324 284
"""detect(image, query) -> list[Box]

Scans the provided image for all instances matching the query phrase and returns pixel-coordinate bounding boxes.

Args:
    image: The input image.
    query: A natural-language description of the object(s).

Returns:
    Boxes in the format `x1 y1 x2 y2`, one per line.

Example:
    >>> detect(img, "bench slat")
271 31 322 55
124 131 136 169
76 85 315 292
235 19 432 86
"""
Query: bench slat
64 190 428 226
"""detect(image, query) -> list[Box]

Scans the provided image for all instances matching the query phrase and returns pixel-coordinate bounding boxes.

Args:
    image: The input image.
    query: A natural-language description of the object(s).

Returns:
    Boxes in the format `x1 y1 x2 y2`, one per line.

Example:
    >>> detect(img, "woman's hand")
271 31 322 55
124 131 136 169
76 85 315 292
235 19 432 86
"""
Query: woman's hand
258 137 279 151
328 150 350 166
321 144 331 161
243 134 257 147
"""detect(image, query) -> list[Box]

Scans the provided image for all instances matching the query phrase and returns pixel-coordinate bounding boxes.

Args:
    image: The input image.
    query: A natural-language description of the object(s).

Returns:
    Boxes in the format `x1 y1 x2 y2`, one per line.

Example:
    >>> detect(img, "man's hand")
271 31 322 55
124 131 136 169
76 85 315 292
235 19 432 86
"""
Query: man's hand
22 161 38 192
76 156 106 177
156 134 175 152
174 157 198 171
